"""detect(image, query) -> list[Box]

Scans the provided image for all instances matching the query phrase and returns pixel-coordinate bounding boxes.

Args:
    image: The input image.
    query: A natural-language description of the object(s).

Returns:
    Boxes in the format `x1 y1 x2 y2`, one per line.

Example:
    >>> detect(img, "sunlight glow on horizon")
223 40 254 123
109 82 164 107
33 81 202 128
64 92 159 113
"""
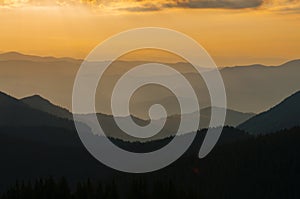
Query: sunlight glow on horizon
0 0 300 66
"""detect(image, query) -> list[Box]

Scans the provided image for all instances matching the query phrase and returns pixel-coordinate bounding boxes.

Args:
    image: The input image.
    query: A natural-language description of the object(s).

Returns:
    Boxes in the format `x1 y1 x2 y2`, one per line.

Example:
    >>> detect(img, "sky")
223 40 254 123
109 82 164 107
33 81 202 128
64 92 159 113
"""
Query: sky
0 0 300 66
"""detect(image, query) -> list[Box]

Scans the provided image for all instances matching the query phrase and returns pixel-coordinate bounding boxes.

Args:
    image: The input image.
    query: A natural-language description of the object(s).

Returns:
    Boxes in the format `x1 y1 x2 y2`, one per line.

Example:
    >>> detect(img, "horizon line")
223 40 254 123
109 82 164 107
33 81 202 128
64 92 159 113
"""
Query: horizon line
1 51 299 68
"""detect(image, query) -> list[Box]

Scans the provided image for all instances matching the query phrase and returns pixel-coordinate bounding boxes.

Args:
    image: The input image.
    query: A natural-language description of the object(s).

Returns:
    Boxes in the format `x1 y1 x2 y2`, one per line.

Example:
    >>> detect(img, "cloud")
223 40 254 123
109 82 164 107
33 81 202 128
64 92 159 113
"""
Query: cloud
164 0 264 9
262 0 300 13
104 0 265 11
1 0 300 13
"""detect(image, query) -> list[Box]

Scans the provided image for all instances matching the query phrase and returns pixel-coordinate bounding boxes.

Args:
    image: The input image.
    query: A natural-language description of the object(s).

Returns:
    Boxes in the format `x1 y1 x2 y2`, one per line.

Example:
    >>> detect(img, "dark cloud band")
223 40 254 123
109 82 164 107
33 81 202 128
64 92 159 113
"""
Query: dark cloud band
1 0 300 13
113 0 264 12
164 0 264 9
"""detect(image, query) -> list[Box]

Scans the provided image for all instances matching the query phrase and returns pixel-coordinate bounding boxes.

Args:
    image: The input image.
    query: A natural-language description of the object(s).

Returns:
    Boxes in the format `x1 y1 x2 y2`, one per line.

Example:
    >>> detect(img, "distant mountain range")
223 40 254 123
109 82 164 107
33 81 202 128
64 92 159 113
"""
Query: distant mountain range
0 89 253 149
0 54 299 198
0 52 300 118
1 87 300 140
0 92 254 141
238 91 300 135
0 51 80 63
1 88 299 139
165 107 254 130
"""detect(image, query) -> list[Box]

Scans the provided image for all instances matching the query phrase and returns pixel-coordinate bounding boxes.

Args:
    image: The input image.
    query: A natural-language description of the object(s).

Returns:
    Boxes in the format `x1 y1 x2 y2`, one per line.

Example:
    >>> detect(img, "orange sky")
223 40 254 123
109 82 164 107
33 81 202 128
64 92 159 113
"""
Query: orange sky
0 0 300 66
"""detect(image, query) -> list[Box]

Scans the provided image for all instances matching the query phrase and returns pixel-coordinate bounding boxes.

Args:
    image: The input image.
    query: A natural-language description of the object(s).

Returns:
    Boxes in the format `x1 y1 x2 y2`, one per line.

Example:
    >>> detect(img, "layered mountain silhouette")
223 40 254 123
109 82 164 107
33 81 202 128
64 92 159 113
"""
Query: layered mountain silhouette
3 87 299 140
21 95 73 120
221 59 300 113
0 51 80 63
17 93 254 141
0 92 73 129
238 91 300 134
0 52 299 197
0 52 299 117
163 107 254 131
0 91 251 148
0 89 299 197
0 91 254 191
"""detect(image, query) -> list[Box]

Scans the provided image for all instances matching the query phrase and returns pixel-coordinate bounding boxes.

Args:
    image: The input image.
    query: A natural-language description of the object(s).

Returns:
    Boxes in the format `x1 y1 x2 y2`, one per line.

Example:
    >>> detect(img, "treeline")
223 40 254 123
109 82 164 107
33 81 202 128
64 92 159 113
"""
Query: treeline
1 127 300 199
0 177 200 199
1 178 118 199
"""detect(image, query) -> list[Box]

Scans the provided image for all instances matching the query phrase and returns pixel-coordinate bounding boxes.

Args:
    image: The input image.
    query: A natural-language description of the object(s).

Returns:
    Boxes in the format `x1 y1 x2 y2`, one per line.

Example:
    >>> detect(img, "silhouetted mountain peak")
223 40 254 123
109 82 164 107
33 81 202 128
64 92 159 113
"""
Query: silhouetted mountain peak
0 91 25 108
280 59 300 67
22 94 52 104
0 51 81 63
271 90 300 108
290 90 300 98
221 64 266 71
1 51 23 56
201 106 254 114
222 59 300 71
21 95 72 120
0 91 13 99
256 91 300 116
0 51 34 61
0 91 74 129
238 90 300 134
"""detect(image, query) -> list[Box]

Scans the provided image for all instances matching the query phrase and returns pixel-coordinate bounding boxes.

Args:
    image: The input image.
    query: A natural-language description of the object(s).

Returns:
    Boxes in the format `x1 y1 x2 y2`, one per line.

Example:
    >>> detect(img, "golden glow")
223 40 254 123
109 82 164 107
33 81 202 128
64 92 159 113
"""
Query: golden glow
0 1 300 66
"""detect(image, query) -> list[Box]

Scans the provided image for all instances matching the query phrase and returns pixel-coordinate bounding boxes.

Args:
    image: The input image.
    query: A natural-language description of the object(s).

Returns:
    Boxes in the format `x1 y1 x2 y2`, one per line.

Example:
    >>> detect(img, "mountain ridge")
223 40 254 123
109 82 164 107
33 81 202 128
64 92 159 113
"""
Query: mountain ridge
0 91 74 129
1 51 300 116
1 51 299 69
0 91 256 142
21 93 254 129
0 51 81 63
21 94 73 120
238 90 300 134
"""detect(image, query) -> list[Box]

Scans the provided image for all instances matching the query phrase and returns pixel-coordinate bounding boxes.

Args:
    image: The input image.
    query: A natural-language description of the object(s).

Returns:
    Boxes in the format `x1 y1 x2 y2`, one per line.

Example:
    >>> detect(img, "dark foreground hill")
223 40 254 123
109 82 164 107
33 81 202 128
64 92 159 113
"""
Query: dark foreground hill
0 92 74 129
238 91 300 134
0 126 248 191
21 95 73 120
0 126 300 199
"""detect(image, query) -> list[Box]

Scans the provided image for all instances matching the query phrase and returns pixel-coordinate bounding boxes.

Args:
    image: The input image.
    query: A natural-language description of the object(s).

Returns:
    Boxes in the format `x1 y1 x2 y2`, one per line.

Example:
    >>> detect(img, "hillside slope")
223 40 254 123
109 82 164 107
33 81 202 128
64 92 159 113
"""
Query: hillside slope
238 91 300 134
